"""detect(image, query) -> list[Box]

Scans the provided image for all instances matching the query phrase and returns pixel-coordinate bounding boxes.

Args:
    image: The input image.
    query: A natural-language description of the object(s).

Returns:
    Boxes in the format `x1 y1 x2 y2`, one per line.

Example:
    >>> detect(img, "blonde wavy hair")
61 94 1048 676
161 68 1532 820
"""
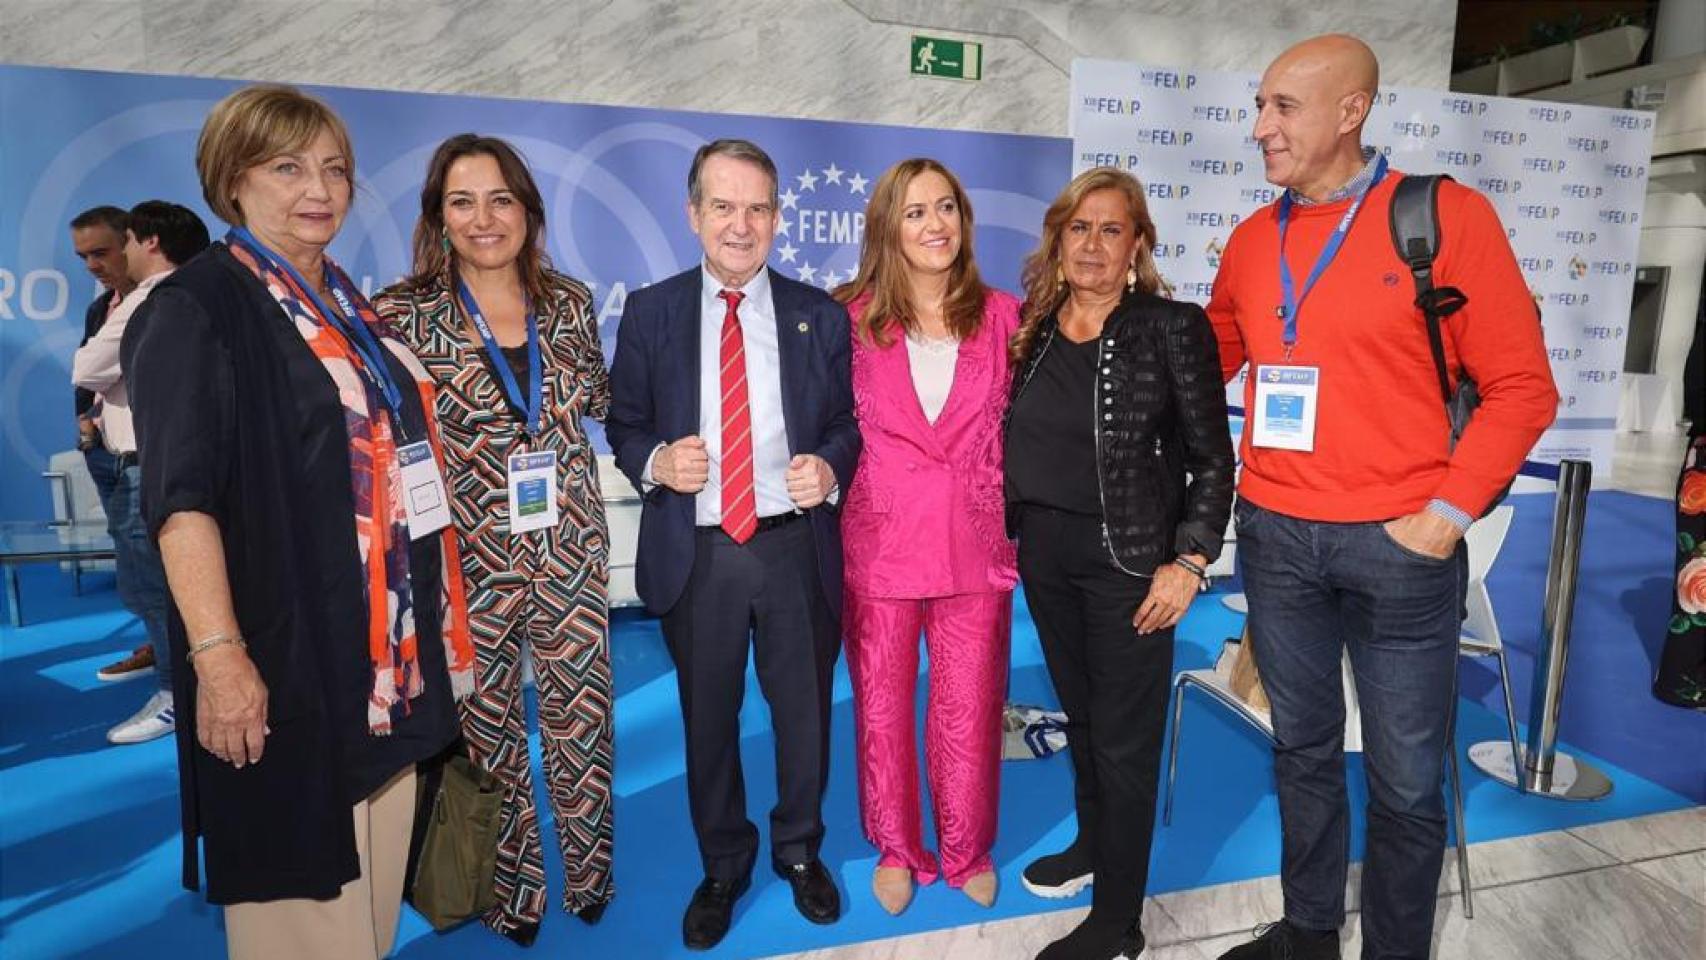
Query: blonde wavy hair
1011 167 1170 365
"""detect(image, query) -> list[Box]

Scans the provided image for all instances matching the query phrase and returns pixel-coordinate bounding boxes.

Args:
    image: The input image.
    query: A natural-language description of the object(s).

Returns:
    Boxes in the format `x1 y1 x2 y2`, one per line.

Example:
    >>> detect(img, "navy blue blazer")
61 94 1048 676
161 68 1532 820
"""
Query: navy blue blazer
607 266 860 616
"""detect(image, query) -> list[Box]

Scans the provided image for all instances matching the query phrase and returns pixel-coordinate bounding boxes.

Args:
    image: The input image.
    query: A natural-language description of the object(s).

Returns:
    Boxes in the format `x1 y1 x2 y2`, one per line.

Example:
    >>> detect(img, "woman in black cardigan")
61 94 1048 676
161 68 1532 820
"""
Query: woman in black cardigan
1005 166 1235 960
124 84 470 958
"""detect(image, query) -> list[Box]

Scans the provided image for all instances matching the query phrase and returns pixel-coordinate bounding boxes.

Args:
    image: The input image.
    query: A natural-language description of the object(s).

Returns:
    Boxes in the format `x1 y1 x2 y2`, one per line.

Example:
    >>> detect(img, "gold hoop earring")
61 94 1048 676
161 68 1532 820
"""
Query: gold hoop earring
1126 266 1138 292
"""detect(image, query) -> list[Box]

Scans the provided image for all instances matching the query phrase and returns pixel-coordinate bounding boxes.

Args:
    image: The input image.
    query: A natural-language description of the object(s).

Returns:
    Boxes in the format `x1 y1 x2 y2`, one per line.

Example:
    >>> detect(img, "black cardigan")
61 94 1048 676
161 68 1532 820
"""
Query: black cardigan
122 244 457 904
1006 289 1237 574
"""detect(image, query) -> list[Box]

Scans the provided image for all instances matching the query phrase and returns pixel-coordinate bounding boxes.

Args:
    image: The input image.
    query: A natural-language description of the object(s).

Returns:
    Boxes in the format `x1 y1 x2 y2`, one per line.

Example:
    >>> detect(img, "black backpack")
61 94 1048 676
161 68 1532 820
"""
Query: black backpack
1389 174 1514 514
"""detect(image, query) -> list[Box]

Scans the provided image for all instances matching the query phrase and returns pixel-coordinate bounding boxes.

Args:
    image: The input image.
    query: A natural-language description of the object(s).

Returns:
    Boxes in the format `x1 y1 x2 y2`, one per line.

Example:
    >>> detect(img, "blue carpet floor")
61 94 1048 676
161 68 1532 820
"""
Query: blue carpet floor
2 490 1700 959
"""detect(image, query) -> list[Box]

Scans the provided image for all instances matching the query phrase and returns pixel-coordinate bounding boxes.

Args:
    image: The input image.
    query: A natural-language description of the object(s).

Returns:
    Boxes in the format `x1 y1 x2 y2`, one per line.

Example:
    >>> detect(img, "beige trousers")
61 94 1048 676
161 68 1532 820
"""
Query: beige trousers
225 767 417 960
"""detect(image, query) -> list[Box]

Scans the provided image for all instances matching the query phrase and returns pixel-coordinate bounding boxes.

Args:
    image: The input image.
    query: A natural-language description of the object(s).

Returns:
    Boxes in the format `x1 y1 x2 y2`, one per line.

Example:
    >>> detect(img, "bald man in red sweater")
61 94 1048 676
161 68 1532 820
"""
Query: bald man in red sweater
1207 35 1556 960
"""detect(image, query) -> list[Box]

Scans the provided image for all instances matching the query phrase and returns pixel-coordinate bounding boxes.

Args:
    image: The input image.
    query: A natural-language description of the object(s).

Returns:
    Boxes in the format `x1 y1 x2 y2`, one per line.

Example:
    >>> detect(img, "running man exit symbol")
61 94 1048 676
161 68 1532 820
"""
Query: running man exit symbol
911 35 982 81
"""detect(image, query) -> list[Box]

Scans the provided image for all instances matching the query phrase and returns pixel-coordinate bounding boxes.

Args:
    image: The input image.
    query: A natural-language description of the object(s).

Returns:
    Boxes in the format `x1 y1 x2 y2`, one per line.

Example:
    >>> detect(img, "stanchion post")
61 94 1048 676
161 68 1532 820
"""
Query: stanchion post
1468 458 1613 800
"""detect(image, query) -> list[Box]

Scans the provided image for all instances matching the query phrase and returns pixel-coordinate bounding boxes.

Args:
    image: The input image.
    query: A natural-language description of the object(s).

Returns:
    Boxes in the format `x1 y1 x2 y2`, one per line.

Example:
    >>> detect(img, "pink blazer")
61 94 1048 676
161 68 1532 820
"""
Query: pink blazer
842 289 1022 599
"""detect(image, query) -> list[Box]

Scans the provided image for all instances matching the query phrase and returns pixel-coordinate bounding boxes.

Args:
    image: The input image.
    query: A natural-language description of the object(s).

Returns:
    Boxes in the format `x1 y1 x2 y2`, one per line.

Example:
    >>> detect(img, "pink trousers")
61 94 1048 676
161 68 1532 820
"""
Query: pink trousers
843 591 1011 887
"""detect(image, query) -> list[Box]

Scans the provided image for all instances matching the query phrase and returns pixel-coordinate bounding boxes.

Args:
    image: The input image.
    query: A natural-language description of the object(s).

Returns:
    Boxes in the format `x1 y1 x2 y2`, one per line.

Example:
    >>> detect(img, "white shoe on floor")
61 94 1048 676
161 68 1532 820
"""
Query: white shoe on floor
108 690 175 745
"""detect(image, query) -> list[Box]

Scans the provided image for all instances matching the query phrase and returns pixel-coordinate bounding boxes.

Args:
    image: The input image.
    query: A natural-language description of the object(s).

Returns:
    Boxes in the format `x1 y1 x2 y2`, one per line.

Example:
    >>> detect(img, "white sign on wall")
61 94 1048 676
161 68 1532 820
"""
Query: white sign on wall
1070 59 1657 472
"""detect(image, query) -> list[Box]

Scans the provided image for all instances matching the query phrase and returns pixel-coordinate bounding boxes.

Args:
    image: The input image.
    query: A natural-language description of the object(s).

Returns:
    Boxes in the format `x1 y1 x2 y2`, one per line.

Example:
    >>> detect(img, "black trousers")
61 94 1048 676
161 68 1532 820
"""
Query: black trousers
661 519 840 882
1018 507 1173 928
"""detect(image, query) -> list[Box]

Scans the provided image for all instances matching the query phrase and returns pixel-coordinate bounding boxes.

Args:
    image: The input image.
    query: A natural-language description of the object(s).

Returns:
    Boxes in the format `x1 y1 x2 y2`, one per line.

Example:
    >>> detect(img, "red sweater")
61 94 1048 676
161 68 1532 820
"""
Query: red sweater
1206 173 1558 522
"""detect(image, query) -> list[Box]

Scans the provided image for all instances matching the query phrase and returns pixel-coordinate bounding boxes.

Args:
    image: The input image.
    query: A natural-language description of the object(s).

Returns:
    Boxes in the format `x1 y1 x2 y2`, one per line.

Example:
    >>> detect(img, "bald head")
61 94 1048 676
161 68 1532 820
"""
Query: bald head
1252 33 1382 200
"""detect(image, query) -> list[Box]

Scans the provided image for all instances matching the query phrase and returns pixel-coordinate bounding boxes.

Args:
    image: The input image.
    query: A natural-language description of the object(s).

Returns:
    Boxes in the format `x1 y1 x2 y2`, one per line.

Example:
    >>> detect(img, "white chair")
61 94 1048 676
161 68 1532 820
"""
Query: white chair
598 454 643 609
43 449 114 581
1457 505 1522 792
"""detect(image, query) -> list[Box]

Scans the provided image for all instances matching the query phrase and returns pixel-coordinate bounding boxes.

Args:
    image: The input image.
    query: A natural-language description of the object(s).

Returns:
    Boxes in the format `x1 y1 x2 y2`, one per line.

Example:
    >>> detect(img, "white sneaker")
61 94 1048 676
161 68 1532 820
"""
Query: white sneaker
108 690 175 745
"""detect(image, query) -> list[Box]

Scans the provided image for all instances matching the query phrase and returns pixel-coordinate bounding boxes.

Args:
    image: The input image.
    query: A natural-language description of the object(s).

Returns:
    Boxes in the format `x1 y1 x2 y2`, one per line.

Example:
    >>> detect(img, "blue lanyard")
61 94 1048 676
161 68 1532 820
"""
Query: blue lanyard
1275 154 1388 352
228 229 408 433
456 276 542 436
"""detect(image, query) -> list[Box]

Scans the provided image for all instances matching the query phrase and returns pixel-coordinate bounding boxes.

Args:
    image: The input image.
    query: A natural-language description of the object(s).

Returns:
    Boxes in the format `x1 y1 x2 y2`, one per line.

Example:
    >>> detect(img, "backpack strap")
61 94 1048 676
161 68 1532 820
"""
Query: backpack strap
1389 174 1468 405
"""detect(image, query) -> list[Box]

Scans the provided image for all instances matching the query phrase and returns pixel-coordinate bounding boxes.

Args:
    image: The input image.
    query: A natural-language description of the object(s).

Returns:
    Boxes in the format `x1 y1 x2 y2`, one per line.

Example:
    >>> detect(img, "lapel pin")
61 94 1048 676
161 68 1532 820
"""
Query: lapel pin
797 322 810 333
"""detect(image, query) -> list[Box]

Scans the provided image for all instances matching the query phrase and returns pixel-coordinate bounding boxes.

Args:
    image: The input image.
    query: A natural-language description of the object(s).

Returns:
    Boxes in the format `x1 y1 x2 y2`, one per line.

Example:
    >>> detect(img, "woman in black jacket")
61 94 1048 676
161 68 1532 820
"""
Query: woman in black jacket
1005 166 1235 960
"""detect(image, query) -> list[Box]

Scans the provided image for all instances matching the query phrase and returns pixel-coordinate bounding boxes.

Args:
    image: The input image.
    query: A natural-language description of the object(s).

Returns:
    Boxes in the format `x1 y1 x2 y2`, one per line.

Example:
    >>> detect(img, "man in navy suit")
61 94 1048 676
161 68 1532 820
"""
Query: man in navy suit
607 138 859 950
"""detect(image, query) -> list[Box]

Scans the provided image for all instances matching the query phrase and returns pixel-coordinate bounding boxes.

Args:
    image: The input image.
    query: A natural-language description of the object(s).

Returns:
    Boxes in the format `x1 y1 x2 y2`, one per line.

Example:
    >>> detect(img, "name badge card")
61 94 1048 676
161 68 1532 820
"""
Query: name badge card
1251 365 1320 452
398 441 452 539
507 451 558 535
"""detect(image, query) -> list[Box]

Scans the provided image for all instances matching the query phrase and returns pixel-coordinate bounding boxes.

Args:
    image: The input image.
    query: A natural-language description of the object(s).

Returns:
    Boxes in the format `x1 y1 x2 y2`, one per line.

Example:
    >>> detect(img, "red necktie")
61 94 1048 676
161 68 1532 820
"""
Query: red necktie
718 290 758 543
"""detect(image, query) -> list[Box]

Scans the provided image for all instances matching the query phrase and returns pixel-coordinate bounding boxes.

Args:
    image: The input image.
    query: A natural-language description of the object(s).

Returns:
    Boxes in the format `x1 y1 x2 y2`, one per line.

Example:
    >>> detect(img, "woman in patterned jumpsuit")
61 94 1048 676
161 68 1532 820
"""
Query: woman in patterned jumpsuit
375 134 613 946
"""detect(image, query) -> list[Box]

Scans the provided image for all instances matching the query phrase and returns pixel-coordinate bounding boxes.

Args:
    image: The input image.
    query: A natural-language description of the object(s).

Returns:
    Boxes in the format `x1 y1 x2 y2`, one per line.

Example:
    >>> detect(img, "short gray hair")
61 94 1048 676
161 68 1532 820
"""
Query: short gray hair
687 138 779 207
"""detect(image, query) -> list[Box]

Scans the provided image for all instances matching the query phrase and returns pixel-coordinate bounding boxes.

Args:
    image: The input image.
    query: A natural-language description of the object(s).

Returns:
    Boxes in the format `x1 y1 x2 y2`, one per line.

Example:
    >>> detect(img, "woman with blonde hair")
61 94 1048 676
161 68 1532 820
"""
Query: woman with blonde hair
124 83 471 959
1005 167 1234 960
834 157 1020 915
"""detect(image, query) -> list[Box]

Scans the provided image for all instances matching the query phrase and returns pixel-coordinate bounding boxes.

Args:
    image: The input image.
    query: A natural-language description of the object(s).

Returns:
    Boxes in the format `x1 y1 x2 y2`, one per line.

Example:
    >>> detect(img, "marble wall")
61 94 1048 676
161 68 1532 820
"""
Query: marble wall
0 0 1456 136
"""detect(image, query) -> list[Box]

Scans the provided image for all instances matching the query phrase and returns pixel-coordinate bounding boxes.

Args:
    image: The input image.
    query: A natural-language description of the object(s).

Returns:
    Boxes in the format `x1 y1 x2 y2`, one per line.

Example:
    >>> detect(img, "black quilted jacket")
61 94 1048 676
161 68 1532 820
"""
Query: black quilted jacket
1005 289 1236 575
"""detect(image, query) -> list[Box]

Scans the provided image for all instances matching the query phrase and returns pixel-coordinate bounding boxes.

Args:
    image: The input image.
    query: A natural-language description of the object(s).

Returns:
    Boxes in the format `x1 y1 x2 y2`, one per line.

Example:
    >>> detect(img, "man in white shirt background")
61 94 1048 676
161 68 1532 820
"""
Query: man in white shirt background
71 200 210 744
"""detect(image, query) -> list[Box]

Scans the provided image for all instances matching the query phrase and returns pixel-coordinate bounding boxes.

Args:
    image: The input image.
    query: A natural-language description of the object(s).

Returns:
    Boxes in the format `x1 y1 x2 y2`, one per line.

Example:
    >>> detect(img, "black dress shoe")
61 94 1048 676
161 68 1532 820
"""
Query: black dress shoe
572 899 608 926
497 918 540 948
683 875 750 950
773 858 840 925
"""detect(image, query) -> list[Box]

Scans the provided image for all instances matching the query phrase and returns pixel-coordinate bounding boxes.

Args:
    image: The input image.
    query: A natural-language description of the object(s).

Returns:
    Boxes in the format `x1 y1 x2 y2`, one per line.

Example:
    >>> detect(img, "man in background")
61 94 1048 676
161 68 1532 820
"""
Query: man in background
72 200 211 743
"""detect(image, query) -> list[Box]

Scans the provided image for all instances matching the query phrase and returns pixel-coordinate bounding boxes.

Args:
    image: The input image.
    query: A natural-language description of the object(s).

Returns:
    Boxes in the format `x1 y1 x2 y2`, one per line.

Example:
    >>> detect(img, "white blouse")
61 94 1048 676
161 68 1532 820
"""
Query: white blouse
906 333 959 423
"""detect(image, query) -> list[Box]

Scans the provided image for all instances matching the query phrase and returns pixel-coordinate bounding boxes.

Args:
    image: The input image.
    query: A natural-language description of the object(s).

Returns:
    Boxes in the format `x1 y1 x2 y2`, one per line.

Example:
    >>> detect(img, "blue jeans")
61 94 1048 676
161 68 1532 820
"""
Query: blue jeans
1235 500 1465 960
105 460 172 690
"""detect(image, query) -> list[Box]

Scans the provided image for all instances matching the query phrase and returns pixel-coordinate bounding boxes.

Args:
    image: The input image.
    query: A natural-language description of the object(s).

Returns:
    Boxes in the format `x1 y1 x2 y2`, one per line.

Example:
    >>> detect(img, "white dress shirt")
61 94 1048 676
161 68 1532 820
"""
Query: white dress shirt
644 264 795 525
70 269 172 455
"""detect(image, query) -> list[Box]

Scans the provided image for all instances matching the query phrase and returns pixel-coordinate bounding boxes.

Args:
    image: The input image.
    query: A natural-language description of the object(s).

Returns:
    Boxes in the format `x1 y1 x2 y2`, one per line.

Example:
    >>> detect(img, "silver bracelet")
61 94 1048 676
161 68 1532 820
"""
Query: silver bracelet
186 633 246 663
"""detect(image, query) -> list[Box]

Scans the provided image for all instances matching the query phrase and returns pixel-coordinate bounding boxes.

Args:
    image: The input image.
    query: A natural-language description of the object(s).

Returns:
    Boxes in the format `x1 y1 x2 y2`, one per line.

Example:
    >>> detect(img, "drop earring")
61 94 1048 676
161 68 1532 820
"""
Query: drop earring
1056 265 1066 286
1126 266 1138 292
440 228 451 255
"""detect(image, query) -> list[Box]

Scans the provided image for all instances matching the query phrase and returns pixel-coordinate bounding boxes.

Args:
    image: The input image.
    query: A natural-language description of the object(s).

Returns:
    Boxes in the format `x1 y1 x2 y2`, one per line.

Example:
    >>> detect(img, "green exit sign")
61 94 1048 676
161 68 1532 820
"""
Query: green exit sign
911 35 982 81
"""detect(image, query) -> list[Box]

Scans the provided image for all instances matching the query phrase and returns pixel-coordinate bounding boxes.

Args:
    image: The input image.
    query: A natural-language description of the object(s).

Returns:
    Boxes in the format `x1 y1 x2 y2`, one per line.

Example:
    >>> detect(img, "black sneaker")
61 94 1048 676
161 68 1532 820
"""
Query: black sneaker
1021 844 1094 899
1215 920 1340 960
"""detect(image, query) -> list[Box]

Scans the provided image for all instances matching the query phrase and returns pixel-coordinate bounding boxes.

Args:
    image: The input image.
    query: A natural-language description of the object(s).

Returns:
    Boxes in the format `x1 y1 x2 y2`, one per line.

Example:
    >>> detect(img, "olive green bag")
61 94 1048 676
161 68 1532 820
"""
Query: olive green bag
408 751 503 930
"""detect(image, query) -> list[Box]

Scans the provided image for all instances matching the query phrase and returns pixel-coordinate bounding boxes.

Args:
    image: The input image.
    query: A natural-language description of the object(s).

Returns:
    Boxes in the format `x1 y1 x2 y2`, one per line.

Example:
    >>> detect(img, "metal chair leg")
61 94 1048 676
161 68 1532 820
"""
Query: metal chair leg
1447 739 1473 918
1492 644 1527 794
1163 677 1187 826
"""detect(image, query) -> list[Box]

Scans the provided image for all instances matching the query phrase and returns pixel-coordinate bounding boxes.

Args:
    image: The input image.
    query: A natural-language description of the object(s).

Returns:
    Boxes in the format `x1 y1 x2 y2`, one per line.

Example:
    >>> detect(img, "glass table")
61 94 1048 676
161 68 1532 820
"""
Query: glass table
0 520 116 627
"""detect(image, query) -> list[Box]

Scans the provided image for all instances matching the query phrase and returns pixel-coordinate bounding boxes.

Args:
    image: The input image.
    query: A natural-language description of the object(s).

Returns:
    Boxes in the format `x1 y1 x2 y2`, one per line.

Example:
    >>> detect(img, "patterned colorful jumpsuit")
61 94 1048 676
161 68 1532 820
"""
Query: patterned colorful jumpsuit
376 269 613 937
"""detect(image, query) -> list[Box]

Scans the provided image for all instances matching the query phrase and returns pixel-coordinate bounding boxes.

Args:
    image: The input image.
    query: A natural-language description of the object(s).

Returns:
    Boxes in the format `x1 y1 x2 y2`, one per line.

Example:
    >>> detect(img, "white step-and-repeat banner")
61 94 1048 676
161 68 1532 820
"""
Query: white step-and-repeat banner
1070 59 1656 473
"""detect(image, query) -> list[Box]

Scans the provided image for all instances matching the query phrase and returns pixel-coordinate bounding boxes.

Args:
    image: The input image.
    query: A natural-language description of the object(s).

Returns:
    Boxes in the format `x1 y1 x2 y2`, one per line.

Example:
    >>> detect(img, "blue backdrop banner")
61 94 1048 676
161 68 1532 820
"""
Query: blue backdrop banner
0 65 1070 520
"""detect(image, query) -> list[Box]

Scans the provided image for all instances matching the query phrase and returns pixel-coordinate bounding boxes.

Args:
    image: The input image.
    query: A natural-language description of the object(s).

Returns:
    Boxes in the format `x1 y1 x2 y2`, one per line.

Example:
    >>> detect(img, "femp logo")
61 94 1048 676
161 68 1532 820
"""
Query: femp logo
1550 290 1591 307
1393 119 1442 139
1590 259 1632 276
1581 324 1623 341
1523 157 1566 173
1239 186 1280 204
1548 346 1585 361
1139 69 1197 89
1441 95 1487 116
1185 210 1239 228
1145 182 1192 200
1559 182 1603 200
1483 128 1527 146
1151 242 1187 259
1477 176 1521 195
1516 203 1560 221
1527 105 1572 123
1567 136 1611 153
1610 113 1653 131
1177 280 1216 300
1080 150 1142 170
1567 255 1588 280
1189 158 1244 177
1577 368 1617 384
1134 128 1193 146
1598 208 1639 225
776 162 869 290
1192 104 1249 124
1435 150 1483 168
1082 95 1142 115
1554 229 1597 245
1604 162 1646 180
1516 255 1555 275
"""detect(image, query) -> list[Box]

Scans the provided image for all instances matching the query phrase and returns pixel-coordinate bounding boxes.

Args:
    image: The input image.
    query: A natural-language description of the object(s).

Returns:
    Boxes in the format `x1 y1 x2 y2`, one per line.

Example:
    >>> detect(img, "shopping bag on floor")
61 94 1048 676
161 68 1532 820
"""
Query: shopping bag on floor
1002 702 1069 760
407 747 503 930
1220 625 1271 713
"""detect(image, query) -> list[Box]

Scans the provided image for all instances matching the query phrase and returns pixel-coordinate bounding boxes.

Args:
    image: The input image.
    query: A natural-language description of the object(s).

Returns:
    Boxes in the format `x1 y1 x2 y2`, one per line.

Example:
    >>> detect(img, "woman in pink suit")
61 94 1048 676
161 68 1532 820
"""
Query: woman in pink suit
834 158 1020 915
